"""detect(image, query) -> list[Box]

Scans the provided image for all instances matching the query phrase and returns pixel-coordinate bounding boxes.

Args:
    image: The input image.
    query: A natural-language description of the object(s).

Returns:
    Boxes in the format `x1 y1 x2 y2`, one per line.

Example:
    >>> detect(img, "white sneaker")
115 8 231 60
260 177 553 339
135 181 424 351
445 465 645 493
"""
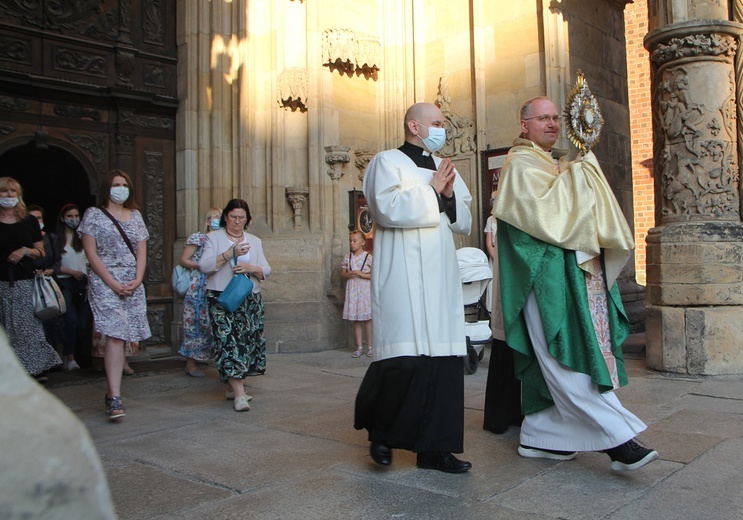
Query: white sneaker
65 360 81 371
225 386 252 400
233 395 251 412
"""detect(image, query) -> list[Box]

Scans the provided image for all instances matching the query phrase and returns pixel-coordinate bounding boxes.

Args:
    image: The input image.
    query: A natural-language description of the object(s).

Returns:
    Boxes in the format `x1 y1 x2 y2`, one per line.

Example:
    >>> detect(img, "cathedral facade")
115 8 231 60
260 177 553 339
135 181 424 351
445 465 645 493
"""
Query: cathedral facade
3 1 740 373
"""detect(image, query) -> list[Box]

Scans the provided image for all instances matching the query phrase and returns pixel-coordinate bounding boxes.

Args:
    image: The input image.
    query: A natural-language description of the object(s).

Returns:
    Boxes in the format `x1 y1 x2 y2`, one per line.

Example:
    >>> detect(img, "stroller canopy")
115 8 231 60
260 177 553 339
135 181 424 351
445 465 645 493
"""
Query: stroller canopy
456 247 492 306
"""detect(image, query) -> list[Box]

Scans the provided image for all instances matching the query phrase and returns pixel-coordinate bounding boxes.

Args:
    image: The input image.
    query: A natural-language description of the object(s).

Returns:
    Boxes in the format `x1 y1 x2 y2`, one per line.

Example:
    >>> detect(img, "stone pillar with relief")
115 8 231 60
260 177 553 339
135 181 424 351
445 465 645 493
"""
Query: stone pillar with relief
644 2 743 374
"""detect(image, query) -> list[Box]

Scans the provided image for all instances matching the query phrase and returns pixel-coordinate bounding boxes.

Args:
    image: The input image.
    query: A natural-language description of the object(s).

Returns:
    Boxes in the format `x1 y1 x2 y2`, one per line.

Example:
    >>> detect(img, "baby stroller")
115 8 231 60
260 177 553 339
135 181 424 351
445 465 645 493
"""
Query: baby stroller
456 247 493 374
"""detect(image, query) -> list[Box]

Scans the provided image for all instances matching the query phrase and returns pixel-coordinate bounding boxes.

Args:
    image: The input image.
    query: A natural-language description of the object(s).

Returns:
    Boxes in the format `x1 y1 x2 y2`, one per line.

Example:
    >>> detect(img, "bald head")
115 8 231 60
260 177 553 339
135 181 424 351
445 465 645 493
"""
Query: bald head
404 103 445 149
518 97 560 151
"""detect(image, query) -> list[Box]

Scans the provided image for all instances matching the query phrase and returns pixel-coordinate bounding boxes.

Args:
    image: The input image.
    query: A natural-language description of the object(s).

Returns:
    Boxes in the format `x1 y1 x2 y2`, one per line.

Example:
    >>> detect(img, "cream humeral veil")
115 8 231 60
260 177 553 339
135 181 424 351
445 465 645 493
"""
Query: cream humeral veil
492 138 634 288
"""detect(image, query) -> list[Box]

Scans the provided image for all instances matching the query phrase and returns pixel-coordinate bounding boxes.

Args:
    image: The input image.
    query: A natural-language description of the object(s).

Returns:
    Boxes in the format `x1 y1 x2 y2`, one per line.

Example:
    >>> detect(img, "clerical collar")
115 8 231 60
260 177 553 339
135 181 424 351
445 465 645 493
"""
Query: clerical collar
398 141 436 170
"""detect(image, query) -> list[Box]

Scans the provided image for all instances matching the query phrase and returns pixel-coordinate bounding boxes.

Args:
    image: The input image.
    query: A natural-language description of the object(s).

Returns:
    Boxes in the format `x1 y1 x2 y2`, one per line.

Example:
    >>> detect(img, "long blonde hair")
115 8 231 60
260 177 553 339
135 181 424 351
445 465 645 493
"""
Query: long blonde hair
0 176 27 220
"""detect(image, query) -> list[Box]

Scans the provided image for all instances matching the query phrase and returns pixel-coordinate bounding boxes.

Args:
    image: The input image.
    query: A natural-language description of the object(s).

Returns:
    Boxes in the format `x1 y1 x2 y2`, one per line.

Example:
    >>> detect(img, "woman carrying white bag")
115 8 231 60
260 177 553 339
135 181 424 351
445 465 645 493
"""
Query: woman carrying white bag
0 176 62 378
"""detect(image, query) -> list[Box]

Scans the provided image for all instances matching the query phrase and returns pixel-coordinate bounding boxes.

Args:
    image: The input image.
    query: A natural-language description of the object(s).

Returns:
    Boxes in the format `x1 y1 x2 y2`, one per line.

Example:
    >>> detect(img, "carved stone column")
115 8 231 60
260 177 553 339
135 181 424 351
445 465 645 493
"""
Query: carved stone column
644 17 743 374
324 145 350 255
285 186 309 229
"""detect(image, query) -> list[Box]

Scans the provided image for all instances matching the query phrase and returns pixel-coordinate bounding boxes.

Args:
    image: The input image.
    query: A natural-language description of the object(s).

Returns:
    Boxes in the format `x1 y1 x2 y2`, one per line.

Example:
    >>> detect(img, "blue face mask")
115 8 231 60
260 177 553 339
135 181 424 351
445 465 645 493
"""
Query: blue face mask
209 219 221 231
109 186 130 204
414 122 447 153
65 218 80 229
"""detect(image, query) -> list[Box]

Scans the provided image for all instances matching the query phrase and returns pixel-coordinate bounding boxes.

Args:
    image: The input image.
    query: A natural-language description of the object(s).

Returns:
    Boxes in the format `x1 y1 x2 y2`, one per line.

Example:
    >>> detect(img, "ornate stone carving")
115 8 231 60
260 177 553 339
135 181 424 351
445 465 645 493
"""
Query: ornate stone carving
143 0 165 45
277 68 308 113
0 95 28 111
83 9 119 42
655 63 739 221
33 130 49 150
115 49 135 86
54 47 106 76
54 103 102 121
115 133 136 155
120 110 175 130
324 145 350 181
285 186 309 229
67 132 105 174
650 33 737 66
143 151 165 283
145 308 165 345
322 29 380 80
0 0 99 31
143 63 165 88
354 150 374 182
0 36 30 64
118 0 132 44
435 73 476 158
0 123 15 135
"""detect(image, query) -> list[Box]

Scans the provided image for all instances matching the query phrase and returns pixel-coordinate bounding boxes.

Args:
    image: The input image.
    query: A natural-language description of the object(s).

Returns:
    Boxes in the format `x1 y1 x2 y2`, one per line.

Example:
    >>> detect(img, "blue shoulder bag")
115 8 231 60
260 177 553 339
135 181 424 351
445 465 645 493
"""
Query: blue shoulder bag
216 247 254 312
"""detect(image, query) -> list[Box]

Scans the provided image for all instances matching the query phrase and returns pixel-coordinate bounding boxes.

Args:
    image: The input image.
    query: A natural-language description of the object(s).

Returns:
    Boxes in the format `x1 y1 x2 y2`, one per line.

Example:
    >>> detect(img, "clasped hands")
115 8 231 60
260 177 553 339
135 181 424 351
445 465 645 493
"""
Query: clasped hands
113 280 140 298
429 157 456 198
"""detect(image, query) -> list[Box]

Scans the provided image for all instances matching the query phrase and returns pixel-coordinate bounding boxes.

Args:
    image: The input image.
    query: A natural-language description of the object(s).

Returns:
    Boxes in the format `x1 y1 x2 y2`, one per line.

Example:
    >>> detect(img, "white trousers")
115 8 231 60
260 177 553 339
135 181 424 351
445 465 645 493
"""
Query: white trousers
519 291 646 451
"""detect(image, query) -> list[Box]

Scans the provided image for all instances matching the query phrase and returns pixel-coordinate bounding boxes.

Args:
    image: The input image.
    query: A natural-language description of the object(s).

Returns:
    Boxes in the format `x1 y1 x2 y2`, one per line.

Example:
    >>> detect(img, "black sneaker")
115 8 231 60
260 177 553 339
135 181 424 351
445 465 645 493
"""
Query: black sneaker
604 439 658 470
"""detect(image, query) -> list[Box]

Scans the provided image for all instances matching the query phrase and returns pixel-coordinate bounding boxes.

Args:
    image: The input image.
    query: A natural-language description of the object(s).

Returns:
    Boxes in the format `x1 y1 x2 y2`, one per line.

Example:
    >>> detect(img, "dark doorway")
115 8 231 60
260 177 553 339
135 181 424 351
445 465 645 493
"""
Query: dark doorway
0 143 95 368
0 143 95 229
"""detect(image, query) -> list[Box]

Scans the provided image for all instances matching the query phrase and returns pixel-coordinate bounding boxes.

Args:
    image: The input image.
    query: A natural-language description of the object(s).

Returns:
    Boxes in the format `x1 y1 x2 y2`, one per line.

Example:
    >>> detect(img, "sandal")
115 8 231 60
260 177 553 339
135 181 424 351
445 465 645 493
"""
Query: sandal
366 347 373 357
352 347 363 358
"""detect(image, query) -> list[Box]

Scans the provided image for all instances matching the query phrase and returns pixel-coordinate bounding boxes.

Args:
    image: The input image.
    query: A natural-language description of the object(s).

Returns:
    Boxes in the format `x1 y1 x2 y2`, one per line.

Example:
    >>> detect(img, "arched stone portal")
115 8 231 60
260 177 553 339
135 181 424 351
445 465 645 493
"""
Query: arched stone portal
0 141 96 223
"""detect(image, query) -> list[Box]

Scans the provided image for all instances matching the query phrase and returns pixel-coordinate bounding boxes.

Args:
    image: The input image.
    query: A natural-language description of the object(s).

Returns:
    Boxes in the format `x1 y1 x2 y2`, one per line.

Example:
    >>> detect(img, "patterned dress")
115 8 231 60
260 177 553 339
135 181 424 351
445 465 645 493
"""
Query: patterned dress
178 232 213 361
78 207 151 343
0 216 61 375
342 252 372 321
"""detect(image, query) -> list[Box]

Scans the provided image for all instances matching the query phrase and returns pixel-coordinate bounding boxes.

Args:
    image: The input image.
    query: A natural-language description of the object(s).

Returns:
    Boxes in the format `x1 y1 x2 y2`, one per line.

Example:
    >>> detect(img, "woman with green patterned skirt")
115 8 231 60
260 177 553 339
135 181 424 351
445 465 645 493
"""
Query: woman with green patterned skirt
198 199 271 412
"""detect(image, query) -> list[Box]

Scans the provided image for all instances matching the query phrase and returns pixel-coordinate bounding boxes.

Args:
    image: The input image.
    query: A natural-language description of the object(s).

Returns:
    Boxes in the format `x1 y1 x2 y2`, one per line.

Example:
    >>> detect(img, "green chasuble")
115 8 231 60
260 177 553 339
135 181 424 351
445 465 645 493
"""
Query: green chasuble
497 220 630 414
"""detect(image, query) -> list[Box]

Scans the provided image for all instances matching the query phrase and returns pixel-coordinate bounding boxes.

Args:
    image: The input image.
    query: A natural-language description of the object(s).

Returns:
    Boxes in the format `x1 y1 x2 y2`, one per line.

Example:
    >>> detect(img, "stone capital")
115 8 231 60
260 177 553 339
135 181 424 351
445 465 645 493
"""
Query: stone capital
324 145 350 181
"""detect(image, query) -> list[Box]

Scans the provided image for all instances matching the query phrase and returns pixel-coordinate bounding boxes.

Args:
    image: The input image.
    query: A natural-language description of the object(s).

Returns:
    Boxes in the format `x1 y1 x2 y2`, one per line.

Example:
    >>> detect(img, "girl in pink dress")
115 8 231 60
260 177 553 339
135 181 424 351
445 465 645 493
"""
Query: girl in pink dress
341 230 372 357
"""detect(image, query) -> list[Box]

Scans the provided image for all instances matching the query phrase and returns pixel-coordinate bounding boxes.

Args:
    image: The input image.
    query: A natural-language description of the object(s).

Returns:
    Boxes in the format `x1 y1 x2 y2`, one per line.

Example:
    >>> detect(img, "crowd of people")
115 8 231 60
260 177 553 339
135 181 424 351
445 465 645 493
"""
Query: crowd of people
1 97 658 474
0 172 271 419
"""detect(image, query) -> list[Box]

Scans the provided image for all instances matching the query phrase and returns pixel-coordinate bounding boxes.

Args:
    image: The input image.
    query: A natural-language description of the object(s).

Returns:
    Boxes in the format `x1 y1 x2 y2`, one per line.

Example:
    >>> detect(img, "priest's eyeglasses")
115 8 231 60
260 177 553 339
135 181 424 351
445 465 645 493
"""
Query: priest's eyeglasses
523 114 561 123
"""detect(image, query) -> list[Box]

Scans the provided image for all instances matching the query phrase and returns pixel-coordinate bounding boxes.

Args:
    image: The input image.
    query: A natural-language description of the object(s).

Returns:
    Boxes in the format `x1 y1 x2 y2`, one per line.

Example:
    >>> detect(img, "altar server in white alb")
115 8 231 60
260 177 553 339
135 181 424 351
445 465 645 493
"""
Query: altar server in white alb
354 102 474 473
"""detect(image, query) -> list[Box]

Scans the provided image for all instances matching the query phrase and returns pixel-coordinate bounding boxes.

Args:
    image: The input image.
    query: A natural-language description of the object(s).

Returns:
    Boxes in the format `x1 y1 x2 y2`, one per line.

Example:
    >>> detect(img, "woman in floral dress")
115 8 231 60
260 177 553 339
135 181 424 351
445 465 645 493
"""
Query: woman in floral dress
79 170 150 420
179 208 222 377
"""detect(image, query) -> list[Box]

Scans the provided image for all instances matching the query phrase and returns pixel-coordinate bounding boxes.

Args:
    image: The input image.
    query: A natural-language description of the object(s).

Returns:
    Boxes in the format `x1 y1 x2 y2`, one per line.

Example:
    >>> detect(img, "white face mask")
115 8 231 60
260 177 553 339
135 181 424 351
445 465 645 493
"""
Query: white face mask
0 196 18 208
38 221 44 231
415 122 447 153
209 218 221 231
109 186 130 204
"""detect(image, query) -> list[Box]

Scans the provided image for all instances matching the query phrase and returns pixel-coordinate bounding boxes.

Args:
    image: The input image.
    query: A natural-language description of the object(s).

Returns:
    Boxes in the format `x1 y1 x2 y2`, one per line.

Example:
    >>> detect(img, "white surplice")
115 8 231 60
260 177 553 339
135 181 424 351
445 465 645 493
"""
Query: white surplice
362 149 473 361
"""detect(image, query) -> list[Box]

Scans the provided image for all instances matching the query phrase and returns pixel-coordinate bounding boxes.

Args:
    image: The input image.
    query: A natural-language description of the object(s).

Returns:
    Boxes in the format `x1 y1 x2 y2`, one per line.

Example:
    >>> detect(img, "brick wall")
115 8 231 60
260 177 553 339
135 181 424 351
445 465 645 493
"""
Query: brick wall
625 0 653 285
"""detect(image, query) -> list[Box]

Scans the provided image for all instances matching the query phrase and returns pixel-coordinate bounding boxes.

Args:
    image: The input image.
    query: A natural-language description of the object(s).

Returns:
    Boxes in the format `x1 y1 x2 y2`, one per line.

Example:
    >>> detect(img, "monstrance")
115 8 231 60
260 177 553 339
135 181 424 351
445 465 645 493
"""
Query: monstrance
564 70 604 154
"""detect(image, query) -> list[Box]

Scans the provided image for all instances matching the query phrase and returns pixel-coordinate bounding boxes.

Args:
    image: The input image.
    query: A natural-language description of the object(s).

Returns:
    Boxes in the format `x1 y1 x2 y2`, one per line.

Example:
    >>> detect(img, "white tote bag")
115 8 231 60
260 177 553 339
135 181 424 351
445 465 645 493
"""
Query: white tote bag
32 274 66 320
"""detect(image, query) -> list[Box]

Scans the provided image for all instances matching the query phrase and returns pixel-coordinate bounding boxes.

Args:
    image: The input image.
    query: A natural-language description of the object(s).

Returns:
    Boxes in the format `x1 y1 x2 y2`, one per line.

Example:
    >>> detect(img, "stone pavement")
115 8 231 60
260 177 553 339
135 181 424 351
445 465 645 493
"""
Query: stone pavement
46 344 743 520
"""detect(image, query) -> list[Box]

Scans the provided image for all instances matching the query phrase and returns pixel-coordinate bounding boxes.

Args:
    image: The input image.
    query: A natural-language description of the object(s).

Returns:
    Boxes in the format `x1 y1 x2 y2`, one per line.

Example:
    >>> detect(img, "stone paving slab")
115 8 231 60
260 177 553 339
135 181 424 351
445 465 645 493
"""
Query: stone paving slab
47 351 743 520
604 438 743 520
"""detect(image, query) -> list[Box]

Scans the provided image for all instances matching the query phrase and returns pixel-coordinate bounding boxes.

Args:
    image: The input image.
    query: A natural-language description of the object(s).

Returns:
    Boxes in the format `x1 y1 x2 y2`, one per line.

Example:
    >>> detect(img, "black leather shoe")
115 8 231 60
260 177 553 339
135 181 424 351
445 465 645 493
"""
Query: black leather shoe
370 443 392 466
416 452 472 473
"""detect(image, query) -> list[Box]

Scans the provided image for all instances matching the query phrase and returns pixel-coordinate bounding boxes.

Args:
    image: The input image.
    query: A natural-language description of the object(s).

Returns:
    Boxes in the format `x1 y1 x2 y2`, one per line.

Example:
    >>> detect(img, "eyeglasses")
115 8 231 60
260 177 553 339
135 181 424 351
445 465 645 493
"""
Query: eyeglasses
227 215 247 221
523 114 561 123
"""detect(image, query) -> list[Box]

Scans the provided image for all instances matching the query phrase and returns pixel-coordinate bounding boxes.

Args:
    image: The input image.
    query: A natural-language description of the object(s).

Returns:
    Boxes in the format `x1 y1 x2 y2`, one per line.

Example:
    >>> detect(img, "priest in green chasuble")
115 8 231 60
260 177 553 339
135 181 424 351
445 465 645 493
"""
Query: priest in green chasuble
492 96 659 471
